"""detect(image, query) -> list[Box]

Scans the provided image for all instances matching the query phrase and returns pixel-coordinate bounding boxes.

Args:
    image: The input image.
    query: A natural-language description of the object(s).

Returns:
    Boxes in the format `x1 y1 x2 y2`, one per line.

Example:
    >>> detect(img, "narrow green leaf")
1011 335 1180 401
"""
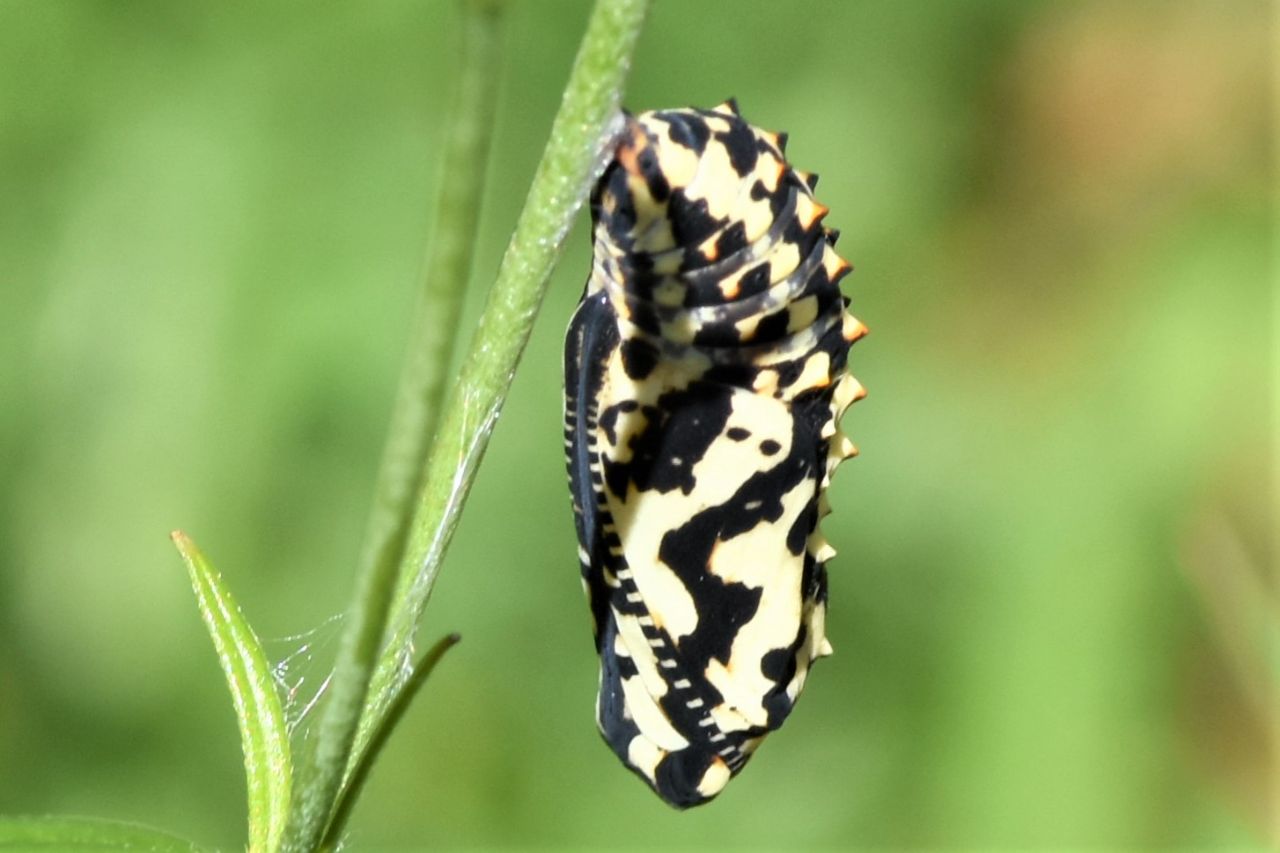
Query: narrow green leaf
321 634 461 848
0 816 205 852
173 531 291 853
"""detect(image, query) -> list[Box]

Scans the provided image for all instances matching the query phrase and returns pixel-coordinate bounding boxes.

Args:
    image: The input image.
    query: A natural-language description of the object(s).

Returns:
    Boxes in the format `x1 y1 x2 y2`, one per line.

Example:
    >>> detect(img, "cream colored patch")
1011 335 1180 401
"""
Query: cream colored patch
733 311 762 340
697 759 732 798
789 352 832 393
651 250 684 276
841 311 868 342
608 493 700 640
794 193 828 229
644 123 700 188
759 154 784 192
701 114 730 134
700 660 757 729
752 369 779 396
739 193 777 243
685 140 745 221
786 296 819 333
653 278 686 308
633 211 677 255
833 373 866 409
659 315 698 346
765 241 802 282
810 534 837 563
709 702 752 734
623 171 656 210
627 734 664 783
823 243 849 276
707 516 797 589
808 600 832 659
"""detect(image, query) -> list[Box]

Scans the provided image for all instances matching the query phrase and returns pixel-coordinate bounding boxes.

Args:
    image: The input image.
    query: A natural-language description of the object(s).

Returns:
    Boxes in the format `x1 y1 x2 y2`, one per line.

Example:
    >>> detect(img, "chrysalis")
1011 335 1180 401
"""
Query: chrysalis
563 100 866 807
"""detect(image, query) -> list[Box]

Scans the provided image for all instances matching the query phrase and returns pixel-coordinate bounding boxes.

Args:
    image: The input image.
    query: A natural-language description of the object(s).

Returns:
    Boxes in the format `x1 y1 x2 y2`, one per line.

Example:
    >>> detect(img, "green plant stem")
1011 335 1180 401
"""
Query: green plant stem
281 2 505 850
362 0 650 750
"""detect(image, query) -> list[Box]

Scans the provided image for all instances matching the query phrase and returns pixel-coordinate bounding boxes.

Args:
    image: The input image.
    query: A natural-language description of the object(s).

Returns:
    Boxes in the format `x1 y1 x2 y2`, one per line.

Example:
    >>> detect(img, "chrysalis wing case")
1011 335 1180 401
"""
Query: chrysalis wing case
563 99 866 808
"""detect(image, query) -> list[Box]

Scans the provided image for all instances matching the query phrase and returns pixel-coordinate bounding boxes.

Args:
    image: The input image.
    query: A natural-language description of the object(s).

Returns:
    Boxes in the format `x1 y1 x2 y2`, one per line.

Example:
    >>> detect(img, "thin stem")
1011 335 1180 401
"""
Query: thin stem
281 2 504 850
360 0 650 751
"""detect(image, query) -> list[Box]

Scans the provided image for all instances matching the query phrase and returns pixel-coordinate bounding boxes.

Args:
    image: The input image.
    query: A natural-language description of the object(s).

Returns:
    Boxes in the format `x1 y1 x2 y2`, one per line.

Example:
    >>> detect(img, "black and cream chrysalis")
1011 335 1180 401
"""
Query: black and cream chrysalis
563 100 866 808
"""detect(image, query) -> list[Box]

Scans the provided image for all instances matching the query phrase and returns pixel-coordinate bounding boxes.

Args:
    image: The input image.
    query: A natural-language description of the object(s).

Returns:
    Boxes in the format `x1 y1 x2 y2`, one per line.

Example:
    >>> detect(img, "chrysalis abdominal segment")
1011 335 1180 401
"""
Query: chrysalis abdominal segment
564 100 866 807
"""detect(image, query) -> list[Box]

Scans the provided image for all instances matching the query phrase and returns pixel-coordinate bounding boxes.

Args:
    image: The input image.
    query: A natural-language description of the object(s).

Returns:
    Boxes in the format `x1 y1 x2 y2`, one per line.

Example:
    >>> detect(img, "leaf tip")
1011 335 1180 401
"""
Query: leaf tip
171 529 200 561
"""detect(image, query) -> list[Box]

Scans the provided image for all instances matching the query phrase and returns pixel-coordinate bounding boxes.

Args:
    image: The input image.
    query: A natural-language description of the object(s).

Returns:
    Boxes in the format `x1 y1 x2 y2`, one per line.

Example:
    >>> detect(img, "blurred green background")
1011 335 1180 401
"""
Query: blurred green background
0 0 1273 849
